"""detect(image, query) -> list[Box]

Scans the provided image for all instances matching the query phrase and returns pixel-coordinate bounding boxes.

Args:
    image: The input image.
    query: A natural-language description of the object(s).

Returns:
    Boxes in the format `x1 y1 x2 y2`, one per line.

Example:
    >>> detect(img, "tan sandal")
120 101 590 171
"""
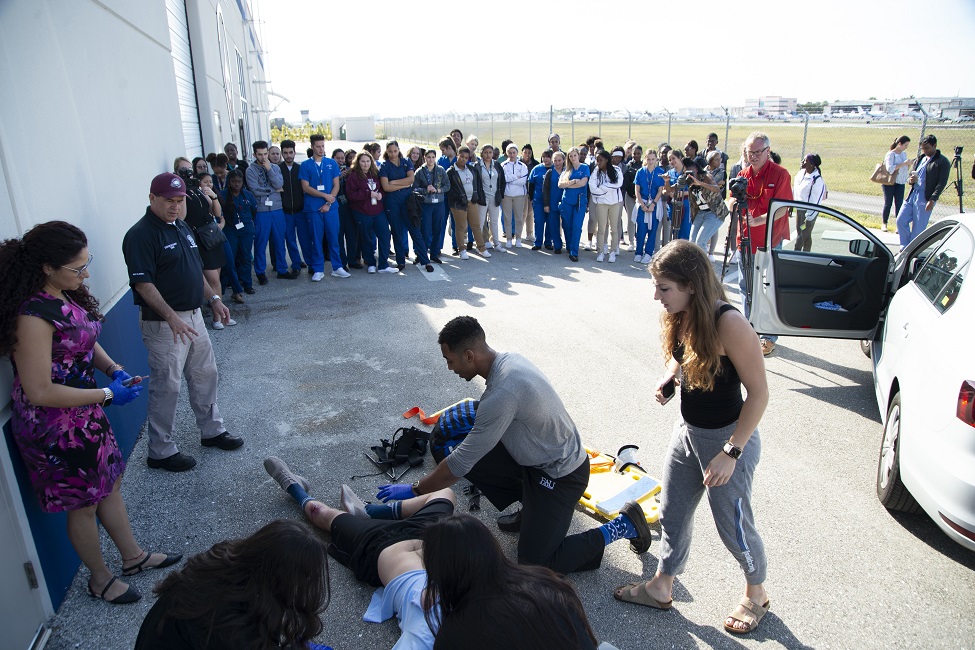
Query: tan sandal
724 597 769 634
613 581 673 610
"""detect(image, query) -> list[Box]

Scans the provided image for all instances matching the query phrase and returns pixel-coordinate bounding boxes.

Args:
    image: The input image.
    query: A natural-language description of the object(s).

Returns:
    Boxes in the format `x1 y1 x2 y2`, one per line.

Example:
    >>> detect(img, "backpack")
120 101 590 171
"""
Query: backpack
430 399 479 463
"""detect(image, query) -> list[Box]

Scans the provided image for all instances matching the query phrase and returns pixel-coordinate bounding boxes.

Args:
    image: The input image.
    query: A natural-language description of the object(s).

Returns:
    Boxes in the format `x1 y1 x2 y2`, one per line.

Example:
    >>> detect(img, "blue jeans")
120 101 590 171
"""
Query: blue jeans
690 211 722 251
224 220 255 290
283 211 305 269
253 209 287 275
353 211 392 269
560 196 587 256
896 194 932 249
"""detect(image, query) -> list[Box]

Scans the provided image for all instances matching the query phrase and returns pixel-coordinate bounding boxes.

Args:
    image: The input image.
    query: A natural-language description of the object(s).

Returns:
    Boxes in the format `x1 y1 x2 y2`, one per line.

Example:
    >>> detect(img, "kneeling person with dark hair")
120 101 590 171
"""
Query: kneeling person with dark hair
376 316 653 575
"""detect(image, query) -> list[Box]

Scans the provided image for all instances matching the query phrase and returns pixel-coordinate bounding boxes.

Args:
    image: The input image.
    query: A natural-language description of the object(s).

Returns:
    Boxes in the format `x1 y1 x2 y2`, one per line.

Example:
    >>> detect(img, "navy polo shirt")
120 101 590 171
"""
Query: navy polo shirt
298 156 341 212
379 157 414 196
122 208 204 315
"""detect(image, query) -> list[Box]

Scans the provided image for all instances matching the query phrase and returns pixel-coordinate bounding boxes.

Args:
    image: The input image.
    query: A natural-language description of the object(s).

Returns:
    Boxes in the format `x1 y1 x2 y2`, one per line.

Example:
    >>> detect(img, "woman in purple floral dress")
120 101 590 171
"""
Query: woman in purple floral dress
0 221 181 604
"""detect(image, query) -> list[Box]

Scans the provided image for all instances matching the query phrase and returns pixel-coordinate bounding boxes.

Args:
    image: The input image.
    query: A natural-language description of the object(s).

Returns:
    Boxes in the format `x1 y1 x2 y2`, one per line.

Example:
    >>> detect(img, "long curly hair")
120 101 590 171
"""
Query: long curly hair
422 514 597 648
650 240 729 392
0 221 101 357
151 519 329 650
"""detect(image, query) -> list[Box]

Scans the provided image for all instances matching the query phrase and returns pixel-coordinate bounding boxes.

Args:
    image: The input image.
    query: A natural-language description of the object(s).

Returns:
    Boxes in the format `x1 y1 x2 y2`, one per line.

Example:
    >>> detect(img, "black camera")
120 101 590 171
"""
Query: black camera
728 175 748 200
955 145 964 157
176 167 200 190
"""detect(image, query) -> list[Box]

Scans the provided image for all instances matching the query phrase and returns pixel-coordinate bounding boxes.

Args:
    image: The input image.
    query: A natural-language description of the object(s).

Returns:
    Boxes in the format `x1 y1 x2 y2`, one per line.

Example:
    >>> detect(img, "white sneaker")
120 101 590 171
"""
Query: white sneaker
482 249 492 258
311 272 325 281
378 266 399 273
212 321 224 330
881 224 888 232
583 241 590 251
634 254 642 262
459 250 470 260
731 250 740 264
628 243 636 251
596 253 605 262
515 238 522 247
609 252 617 263
367 266 377 274
331 268 351 278
641 254 652 264
226 318 237 326
484 241 494 249
340 484 368 518
708 254 716 262
505 239 512 248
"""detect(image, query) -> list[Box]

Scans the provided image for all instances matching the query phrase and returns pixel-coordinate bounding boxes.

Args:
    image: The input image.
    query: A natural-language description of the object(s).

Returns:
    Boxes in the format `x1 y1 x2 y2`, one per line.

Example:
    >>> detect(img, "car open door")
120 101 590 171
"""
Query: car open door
748 200 895 339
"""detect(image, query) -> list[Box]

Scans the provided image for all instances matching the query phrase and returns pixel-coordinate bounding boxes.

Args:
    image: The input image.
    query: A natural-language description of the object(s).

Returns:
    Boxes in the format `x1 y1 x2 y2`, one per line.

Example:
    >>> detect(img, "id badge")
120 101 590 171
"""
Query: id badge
265 199 273 206
235 222 244 230
431 196 439 203
316 184 325 191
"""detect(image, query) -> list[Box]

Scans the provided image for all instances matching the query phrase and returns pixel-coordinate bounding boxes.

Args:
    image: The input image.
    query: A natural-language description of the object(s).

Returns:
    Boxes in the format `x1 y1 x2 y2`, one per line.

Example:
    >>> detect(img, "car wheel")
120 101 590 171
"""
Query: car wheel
877 393 920 513
859 340 871 358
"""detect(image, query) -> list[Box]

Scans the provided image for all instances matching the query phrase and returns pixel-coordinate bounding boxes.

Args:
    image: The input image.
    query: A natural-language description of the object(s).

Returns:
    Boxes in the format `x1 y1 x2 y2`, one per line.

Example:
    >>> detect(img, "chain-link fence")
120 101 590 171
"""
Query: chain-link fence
380 112 974 223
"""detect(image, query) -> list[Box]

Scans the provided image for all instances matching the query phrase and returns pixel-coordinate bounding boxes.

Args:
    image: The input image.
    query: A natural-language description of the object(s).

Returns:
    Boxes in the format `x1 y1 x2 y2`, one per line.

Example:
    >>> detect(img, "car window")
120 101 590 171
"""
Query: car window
769 205 874 257
901 228 950 286
912 227 973 313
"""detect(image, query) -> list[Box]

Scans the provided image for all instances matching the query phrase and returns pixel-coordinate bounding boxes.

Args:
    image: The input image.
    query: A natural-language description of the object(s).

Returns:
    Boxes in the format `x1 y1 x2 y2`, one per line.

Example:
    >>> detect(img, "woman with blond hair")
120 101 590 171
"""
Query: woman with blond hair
557 147 591 262
614 240 771 636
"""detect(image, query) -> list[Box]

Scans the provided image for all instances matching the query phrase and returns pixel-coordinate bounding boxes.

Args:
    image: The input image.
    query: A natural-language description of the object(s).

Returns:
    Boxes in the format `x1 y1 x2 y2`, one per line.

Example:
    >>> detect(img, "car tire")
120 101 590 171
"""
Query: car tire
859 340 871 358
877 393 920 513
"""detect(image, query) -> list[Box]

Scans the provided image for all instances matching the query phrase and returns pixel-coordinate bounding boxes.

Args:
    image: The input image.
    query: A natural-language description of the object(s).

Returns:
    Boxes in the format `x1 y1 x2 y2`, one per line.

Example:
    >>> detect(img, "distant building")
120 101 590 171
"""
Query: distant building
271 117 287 130
331 116 376 141
300 109 311 123
745 96 797 116
889 96 975 119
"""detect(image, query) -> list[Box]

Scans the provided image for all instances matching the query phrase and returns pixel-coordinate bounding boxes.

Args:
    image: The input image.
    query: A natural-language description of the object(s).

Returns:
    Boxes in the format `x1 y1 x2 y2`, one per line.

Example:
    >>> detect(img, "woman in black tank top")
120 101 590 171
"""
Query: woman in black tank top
613 240 772 635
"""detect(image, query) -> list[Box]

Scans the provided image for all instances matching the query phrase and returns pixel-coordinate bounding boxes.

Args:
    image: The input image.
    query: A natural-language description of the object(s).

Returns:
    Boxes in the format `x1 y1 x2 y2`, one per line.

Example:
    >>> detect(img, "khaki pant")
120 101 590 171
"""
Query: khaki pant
141 309 224 459
623 195 636 244
501 195 527 241
523 200 535 239
451 202 485 252
592 202 621 253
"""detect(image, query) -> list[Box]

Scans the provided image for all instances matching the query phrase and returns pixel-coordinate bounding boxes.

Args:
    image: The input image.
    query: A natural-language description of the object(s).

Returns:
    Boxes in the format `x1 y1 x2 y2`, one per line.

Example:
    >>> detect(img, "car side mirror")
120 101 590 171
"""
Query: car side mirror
849 239 874 257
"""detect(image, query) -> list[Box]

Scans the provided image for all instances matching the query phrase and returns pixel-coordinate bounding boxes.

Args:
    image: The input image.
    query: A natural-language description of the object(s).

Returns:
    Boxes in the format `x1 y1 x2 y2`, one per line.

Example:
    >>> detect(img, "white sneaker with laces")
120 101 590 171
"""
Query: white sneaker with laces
484 241 494 249
596 253 605 262
505 239 513 249
609 252 617 263
634 254 642 262
482 249 492 258
459 250 470 260
367 266 377 273
628 243 636 251
641 254 652 264
331 268 351 278
881 224 888 232
515 238 522 247
378 266 399 273
311 272 325 281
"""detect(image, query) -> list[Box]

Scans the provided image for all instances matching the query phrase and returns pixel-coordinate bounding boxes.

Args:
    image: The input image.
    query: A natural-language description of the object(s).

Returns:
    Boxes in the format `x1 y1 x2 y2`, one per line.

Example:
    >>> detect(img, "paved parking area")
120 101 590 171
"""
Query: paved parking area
44 239 974 649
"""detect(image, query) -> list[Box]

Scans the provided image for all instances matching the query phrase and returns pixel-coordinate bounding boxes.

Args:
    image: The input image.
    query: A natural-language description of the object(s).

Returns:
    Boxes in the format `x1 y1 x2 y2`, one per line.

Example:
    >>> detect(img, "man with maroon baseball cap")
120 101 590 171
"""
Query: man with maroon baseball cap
121 172 244 472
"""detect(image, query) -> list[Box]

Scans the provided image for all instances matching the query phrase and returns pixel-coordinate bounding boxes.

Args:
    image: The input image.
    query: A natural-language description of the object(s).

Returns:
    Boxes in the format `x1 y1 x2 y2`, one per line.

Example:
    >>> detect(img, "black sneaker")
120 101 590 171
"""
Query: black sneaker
349 262 364 270
620 500 653 554
147 452 197 472
201 431 244 450
257 274 268 285
569 254 579 262
431 256 443 264
531 245 541 251
497 508 522 532
277 271 297 280
300 262 308 269
244 287 256 295
544 243 554 250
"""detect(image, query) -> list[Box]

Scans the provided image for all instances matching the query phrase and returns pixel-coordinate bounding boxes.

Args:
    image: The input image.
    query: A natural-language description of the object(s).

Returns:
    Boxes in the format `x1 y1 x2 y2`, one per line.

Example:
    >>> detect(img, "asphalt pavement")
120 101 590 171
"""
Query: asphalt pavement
43 232 974 650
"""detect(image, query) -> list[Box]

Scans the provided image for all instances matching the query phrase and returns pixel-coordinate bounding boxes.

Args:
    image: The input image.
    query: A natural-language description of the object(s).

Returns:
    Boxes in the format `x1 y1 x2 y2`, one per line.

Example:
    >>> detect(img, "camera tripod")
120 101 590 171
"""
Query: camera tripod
949 146 965 213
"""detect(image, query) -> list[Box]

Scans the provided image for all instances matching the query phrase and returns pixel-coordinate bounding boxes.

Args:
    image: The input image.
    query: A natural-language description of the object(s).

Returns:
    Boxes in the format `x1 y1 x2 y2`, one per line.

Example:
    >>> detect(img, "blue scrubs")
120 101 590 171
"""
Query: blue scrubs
380 158 428 266
559 165 590 257
529 163 549 247
896 157 933 249
298 156 342 272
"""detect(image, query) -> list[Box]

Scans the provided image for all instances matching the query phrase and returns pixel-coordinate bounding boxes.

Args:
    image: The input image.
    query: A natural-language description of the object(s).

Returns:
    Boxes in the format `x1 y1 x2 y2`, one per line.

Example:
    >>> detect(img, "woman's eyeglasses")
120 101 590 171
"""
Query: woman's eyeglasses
61 254 93 277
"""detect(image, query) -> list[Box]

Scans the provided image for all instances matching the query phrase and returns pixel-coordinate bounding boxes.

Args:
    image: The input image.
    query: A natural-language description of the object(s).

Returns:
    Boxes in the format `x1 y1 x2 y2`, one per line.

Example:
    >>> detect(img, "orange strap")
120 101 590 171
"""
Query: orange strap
401 406 442 426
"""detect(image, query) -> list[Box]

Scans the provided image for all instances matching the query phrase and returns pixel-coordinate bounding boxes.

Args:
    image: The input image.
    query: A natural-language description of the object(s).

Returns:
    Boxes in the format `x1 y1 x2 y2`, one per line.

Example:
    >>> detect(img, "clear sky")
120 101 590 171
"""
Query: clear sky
256 0 975 122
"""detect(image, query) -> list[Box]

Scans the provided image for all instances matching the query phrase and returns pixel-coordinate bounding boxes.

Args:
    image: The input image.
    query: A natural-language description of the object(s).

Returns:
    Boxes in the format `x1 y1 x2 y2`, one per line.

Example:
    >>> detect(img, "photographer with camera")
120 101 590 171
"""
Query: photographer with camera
681 158 727 255
660 151 693 241
733 133 792 357
896 134 951 250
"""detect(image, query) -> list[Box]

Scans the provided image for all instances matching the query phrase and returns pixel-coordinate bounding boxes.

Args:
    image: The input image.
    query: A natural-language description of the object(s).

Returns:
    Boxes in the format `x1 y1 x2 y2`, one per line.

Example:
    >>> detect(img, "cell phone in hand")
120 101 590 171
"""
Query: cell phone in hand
660 378 676 405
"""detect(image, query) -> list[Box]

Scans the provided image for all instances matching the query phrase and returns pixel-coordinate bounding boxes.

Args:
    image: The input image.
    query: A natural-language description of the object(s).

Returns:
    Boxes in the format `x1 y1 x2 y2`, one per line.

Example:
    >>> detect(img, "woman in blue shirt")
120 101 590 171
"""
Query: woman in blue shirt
633 150 666 264
557 148 590 261
380 141 426 271
542 151 567 253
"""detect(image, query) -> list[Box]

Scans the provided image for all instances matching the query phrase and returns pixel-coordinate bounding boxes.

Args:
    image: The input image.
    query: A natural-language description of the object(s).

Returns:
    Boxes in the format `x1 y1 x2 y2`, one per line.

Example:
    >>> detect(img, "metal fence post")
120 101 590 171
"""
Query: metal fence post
800 111 810 161
528 113 532 145
598 111 602 137
549 105 553 136
627 111 632 139
722 107 730 153
667 112 672 144
571 114 575 144
508 113 512 140
491 114 495 144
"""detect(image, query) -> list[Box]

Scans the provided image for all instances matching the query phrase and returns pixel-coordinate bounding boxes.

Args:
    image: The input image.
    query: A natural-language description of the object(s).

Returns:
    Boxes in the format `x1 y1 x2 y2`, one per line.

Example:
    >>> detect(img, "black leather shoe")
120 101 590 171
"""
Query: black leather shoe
497 508 522 532
554 249 562 254
545 243 554 250
147 452 197 472
244 286 256 294
349 262 364 269
431 256 443 264
531 245 541 251
621 500 653 554
257 274 268 285
300 262 308 269
277 271 296 279
569 254 579 262
201 431 244 450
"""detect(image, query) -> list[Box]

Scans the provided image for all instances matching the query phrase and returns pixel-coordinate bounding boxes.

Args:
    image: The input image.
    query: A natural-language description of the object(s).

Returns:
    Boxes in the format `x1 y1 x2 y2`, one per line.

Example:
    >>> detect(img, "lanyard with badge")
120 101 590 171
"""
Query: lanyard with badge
259 166 274 207
316 160 327 192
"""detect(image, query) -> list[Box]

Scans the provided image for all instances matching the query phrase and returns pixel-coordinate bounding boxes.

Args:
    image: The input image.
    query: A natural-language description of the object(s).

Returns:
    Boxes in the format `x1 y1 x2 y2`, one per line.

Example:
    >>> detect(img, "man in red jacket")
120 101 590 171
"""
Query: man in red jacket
736 132 793 357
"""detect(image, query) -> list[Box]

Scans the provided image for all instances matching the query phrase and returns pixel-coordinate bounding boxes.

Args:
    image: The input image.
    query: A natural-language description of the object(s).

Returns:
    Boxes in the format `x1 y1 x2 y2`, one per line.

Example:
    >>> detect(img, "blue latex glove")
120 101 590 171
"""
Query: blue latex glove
376 484 414 502
107 376 144 406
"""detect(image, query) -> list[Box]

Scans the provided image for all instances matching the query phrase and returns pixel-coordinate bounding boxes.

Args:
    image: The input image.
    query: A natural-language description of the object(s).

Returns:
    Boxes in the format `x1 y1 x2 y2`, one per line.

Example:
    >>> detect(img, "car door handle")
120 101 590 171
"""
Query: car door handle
828 259 846 268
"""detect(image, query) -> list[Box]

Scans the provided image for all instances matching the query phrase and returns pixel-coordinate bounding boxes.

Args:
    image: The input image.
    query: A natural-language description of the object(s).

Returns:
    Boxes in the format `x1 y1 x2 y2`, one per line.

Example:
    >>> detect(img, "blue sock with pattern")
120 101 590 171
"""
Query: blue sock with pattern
286 483 314 510
599 512 638 545
365 502 402 520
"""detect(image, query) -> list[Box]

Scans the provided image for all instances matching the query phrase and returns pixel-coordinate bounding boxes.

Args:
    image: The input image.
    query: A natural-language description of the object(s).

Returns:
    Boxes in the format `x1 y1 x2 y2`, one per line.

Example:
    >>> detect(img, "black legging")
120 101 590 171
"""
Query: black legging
882 183 905 225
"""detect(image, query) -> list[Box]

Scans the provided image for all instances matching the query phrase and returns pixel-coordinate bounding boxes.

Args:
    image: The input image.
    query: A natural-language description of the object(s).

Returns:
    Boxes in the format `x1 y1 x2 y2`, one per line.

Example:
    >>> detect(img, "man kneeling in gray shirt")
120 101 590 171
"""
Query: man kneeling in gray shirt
373 315 652 574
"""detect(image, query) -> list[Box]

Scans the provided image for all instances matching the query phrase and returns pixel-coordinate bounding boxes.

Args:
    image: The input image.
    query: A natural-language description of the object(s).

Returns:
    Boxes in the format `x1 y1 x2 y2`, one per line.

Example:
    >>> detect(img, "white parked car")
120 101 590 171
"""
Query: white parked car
748 201 975 552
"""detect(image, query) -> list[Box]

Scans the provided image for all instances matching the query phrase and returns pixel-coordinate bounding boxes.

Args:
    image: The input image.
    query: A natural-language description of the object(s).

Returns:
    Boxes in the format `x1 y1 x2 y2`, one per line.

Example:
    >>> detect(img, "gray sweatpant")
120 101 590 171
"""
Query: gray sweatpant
657 418 767 585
